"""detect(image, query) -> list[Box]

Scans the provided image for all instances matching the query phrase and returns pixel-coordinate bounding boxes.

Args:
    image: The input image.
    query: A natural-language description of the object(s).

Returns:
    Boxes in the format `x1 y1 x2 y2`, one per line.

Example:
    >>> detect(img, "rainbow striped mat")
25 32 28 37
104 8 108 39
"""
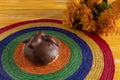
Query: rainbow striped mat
0 19 114 80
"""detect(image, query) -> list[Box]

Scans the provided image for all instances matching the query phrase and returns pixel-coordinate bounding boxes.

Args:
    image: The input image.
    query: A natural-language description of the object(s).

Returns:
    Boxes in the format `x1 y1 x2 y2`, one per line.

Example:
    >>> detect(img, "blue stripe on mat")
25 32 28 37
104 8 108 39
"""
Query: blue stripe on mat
0 27 93 80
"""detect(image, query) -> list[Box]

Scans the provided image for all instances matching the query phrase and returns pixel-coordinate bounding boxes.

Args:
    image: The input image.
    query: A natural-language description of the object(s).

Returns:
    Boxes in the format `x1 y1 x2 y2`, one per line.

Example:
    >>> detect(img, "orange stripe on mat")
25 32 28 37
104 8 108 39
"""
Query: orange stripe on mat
14 38 71 74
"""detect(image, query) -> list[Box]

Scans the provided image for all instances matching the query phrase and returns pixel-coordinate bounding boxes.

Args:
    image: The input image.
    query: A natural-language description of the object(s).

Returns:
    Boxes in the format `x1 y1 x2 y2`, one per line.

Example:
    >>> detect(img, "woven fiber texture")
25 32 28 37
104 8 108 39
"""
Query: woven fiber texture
14 38 71 74
0 19 115 80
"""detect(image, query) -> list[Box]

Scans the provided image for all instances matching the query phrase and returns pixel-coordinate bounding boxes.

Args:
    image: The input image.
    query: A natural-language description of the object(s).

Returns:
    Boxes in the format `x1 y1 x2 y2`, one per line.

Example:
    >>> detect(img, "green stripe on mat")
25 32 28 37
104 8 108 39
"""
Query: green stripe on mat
2 31 82 80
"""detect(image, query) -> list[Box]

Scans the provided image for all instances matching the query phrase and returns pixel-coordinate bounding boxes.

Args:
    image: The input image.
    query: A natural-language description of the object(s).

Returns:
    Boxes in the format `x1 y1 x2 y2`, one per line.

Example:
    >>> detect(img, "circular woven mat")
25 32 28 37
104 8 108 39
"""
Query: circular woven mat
0 19 115 80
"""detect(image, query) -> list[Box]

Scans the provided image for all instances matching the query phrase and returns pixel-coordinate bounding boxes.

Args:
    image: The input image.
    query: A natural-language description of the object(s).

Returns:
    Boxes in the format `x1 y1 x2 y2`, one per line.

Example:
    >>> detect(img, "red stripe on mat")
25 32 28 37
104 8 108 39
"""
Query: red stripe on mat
0 19 62 34
84 31 115 80
0 19 115 79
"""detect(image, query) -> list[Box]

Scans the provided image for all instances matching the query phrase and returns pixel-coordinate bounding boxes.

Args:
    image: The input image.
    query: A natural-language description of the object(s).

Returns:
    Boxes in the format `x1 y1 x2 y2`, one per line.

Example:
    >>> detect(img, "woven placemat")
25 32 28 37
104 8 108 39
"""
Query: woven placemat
0 19 115 80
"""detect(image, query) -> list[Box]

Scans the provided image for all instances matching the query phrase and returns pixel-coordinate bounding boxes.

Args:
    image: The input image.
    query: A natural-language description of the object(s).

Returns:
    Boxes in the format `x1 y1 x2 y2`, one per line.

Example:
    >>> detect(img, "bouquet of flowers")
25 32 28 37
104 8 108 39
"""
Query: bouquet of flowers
63 0 118 35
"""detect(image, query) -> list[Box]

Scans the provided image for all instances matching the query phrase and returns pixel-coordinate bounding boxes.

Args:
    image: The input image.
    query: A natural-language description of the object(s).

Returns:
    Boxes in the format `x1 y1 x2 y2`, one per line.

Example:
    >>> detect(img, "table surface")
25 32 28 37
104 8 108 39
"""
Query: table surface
0 0 120 79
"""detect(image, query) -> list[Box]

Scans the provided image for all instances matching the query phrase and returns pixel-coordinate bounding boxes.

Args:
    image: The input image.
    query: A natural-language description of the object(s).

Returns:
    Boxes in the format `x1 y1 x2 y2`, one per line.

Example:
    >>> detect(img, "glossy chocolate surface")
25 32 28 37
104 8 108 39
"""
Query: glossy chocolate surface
23 31 59 65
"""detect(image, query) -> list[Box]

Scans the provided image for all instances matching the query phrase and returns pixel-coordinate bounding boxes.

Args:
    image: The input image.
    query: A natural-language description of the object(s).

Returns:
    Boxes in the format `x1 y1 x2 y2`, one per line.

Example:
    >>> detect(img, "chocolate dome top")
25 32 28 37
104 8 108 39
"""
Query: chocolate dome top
23 31 60 65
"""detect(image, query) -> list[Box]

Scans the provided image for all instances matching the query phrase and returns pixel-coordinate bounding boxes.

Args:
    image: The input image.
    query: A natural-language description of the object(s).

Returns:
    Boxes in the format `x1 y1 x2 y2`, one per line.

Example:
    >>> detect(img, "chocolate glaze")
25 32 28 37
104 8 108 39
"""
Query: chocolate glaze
23 31 60 65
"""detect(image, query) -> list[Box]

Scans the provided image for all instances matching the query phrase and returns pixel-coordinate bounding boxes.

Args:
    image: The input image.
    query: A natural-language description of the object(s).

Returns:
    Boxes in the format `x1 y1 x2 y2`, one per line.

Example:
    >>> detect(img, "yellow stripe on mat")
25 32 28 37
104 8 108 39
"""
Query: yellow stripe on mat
0 22 62 40
1 22 104 79
74 30 104 80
